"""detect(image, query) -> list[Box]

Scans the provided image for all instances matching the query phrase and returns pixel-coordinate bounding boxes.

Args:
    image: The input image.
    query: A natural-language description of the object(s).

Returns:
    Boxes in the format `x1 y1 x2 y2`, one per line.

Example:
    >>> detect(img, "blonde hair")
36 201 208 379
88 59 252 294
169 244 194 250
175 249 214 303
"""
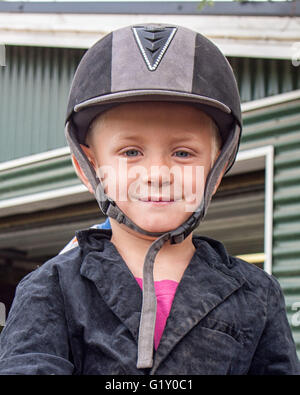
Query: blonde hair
210 120 222 168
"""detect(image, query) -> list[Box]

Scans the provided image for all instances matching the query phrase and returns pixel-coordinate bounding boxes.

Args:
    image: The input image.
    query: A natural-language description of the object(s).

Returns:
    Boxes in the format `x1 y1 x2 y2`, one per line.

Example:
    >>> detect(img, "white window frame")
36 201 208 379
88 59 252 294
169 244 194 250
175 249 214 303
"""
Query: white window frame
230 145 274 275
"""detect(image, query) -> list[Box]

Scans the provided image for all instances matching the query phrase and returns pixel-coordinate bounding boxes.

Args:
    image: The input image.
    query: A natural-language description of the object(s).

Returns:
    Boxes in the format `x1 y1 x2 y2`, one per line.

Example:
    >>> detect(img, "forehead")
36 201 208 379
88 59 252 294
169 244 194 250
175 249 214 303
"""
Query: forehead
89 101 213 141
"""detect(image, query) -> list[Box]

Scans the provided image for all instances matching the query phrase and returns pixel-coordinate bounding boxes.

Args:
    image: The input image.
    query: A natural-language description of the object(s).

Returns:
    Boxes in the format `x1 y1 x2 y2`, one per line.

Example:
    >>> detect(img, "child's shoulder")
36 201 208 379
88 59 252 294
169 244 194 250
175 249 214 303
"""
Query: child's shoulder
193 234 280 293
20 242 83 288
22 224 112 287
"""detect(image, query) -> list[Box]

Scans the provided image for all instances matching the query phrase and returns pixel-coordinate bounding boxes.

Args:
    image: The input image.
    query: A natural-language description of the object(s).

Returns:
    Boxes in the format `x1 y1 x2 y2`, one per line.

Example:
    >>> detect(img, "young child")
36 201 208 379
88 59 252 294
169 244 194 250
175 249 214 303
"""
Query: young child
0 24 299 375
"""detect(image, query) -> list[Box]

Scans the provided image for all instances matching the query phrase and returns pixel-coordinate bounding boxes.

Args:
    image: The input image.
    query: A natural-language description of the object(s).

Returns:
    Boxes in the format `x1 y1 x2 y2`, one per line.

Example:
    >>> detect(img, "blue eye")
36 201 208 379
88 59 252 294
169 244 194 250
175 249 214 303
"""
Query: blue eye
175 151 189 158
125 149 140 157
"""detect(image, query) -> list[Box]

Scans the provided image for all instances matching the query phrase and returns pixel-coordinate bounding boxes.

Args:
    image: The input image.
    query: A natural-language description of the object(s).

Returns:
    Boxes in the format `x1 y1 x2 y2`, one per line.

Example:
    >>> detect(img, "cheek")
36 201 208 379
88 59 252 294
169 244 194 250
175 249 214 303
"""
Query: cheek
182 165 206 199
97 159 143 202
95 158 124 201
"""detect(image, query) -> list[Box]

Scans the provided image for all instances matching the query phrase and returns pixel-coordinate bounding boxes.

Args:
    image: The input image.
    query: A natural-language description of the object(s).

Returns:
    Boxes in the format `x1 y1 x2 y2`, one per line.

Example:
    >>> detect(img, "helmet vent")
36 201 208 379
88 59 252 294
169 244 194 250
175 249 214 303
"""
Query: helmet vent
132 26 177 72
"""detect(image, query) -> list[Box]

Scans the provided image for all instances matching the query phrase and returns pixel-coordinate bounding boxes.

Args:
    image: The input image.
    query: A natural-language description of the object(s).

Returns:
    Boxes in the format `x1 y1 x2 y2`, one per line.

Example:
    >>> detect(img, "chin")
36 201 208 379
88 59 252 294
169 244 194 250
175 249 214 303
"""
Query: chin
117 202 190 234
135 216 182 234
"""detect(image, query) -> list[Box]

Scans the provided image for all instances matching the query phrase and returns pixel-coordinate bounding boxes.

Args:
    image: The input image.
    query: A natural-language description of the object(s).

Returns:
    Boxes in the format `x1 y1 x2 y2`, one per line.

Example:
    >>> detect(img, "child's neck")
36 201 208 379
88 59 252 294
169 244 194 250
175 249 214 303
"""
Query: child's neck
110 220 196 283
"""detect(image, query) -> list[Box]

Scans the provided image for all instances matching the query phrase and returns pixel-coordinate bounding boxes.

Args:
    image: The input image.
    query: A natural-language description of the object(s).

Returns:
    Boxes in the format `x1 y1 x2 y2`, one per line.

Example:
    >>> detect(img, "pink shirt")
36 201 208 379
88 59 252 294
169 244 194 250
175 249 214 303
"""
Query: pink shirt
135 277 178 350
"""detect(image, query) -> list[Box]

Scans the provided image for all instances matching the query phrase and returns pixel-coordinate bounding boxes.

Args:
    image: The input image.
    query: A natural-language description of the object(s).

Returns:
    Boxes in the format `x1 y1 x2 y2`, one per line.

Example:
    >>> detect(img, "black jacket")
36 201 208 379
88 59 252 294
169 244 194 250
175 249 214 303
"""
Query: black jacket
0 228 299 375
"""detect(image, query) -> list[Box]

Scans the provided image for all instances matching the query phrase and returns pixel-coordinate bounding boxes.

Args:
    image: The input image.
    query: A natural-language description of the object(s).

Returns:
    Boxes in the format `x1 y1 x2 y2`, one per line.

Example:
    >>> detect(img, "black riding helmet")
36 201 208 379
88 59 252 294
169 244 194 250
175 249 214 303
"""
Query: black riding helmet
65 23 242 369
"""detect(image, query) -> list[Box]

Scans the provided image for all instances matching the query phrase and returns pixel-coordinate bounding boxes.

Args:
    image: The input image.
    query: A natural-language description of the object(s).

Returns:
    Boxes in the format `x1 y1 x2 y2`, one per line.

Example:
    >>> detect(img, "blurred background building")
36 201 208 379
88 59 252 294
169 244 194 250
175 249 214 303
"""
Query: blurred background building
0 1 300 357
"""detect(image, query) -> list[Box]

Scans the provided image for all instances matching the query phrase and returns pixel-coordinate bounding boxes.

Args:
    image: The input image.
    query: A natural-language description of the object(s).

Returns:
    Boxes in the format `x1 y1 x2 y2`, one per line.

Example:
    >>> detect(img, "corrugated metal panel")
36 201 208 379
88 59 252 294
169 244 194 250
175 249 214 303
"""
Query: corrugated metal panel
0 45 85 162
228 57 300 102
242 98 300 359
0 45 300 162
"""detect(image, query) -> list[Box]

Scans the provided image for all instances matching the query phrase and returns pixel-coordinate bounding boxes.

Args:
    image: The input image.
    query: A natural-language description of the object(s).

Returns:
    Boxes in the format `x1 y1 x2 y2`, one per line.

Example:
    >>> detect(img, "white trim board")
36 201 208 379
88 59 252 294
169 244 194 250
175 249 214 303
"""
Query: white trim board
1 13 300 59
241 90 300 113
0 184 92 217
0 146 70 172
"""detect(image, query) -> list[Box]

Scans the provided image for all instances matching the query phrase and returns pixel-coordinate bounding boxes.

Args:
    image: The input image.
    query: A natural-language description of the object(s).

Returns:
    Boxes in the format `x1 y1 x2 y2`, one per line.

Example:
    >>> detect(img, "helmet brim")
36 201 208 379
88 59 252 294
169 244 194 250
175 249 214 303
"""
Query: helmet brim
71 89 236 149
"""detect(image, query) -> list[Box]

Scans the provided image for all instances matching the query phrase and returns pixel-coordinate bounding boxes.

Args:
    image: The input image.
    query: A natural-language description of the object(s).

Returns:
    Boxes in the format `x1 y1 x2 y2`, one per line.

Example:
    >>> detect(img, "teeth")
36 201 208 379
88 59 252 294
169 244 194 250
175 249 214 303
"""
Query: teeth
143 198 172 202
138 196 174 202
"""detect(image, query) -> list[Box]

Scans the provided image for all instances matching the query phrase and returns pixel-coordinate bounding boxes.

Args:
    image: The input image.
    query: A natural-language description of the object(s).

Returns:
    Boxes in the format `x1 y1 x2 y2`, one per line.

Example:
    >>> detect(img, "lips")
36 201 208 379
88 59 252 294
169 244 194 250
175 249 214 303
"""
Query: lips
139 196 175 202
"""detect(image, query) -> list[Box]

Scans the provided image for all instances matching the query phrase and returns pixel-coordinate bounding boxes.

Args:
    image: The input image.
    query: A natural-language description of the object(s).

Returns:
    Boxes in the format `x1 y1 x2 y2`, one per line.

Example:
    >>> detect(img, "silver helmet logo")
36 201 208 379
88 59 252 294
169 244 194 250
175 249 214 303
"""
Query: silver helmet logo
132 26 177 71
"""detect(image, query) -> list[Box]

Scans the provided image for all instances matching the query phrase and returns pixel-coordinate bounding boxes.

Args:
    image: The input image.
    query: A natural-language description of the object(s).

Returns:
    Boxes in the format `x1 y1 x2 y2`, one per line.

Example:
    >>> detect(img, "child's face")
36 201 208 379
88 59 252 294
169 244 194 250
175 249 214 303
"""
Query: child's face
84 102 220 234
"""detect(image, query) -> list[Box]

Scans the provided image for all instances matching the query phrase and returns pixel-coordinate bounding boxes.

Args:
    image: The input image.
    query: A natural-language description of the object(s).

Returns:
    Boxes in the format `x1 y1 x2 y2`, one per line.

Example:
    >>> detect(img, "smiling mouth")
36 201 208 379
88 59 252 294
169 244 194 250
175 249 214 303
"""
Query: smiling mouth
139 197 175 202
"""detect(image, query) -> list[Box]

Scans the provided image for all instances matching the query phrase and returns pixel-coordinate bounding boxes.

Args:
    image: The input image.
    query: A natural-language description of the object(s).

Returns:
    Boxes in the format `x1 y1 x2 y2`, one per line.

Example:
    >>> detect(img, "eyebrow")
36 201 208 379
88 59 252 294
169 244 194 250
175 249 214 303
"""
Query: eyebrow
113 132 201 144
115 134 144 142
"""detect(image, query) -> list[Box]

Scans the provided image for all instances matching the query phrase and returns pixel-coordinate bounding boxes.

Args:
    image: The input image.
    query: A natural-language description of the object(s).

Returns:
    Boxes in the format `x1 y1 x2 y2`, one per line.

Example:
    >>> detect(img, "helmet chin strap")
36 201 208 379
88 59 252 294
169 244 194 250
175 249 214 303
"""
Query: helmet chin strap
65 119 239 369
98 194 205 369
98 189 203 244
66 119 205 243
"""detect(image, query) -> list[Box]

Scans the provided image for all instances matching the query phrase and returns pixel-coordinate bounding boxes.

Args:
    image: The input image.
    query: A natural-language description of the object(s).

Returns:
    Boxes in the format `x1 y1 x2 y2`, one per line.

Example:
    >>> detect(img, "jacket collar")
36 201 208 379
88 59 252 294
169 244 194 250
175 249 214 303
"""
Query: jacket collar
76 228 246 373
151 236 246 373
77 228 142 343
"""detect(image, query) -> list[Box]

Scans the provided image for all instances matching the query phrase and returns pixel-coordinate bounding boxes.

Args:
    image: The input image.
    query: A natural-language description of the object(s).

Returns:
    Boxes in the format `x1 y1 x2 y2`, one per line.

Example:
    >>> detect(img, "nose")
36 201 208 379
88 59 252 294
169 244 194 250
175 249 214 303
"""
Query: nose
148 168 172 187
141 159 174 188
